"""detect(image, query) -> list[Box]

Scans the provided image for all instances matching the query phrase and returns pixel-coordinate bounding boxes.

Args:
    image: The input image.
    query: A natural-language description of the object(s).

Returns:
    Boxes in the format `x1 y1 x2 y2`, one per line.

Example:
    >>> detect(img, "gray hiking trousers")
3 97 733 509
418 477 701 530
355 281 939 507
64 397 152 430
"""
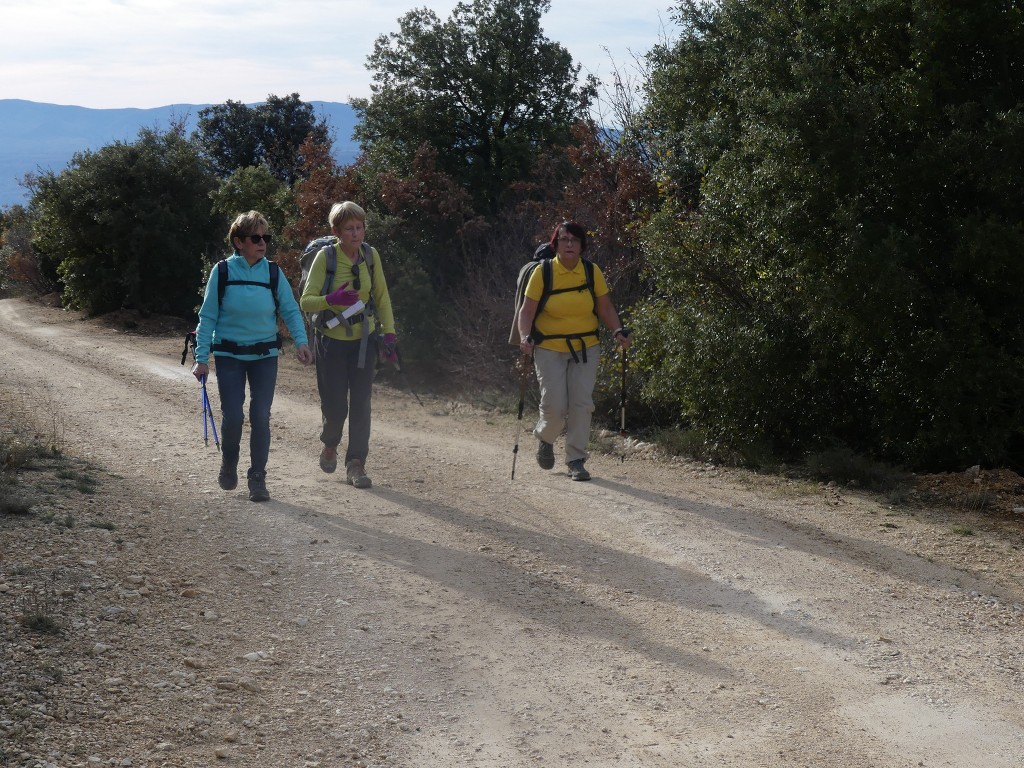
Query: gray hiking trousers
315 334 378 464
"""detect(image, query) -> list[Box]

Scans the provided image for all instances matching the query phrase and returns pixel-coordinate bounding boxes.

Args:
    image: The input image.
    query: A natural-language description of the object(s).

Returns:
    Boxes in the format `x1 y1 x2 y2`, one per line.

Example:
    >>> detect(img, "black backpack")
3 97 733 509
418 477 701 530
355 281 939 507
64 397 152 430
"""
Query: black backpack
508 243 597 346
216 258 280 313
211 259 283 356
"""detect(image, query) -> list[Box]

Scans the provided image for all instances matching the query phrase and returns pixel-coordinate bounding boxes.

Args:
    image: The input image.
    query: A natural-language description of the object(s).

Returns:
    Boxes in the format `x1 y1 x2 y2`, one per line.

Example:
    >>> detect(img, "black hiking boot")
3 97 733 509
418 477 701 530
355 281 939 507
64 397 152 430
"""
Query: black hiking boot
567 459 591 481
319 445 338 473
247 470 270 502
218 462 238 491
346 459 372 489
536 439 555 470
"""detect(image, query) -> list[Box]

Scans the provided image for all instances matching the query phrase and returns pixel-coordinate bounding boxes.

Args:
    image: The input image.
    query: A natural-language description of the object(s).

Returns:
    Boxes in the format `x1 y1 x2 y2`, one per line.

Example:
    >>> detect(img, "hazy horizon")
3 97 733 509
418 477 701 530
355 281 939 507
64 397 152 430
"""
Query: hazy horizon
2 1 673 111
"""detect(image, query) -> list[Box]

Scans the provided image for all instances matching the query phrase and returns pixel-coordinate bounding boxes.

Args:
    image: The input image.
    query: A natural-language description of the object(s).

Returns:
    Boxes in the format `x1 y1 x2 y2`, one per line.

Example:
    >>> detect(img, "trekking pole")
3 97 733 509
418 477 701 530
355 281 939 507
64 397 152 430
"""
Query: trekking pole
180 329 197 366
199 374 220 450
203 382 211 448
511 352 533 481
618 348 626 438
619 345 628 462
394 347 425 408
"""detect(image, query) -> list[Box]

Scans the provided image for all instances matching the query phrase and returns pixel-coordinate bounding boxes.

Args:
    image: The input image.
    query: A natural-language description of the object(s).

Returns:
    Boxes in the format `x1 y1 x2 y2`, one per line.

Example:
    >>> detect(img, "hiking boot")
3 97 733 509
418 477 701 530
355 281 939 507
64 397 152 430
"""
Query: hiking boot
346 459 372 489
319 446 338 474
247 470 270 502
536 439 555 470
218 462 238 491
567 459 591 481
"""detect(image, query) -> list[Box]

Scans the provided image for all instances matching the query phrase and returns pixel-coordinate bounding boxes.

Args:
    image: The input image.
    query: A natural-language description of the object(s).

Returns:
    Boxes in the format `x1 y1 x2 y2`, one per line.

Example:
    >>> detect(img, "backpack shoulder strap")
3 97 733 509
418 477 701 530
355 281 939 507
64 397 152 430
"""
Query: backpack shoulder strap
583 258 597 315
216 260 228 307
320 244 337 295
362 243 377 315
217 258 280 312
268 260 281 315
362 243 375 284
535 258 555 318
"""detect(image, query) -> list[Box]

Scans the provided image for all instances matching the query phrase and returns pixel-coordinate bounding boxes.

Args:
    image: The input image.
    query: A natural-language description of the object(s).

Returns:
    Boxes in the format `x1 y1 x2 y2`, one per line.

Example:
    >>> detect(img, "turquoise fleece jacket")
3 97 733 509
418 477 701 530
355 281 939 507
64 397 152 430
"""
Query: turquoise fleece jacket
194 255 308 364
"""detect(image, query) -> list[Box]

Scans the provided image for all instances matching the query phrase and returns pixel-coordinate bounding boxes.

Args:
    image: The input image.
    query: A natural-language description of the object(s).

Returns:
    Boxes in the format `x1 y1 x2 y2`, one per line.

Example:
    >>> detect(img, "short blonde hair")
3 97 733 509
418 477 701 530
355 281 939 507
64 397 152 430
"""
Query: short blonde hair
227 210 269 249
328 201 366 230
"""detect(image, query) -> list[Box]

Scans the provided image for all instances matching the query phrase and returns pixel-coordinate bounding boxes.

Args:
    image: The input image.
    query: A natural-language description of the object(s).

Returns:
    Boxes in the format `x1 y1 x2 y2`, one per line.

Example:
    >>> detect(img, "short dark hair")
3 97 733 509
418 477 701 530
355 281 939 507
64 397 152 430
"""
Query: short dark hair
549 221 588 253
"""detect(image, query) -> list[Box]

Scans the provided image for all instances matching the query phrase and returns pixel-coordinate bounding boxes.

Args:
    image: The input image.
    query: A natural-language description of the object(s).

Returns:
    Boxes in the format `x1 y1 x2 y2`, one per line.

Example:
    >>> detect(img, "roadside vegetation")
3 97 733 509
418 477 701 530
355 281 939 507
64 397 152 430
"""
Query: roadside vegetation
2 0 1023 482
1 389 113 645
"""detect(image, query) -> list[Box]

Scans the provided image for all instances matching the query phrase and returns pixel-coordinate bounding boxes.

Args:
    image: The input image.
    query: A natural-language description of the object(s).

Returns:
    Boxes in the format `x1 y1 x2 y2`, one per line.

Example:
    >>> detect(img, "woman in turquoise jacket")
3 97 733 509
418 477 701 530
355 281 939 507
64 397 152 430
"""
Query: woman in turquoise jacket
192 211 313 502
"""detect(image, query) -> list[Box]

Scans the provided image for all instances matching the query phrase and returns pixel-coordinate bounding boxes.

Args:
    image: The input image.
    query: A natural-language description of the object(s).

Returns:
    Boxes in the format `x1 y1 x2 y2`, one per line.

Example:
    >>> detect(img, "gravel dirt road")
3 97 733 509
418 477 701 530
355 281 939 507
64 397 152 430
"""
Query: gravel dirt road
1 296 1023 768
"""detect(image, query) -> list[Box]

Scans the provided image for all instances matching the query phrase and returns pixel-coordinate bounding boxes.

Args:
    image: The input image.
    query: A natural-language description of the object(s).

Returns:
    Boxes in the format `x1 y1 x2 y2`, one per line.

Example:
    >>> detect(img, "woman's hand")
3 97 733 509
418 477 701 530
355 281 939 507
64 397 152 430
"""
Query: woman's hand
380 333 398 364
192 362 209 381
519 336 536 356
296 345 313 365
613 328 633 350
325 282 359 307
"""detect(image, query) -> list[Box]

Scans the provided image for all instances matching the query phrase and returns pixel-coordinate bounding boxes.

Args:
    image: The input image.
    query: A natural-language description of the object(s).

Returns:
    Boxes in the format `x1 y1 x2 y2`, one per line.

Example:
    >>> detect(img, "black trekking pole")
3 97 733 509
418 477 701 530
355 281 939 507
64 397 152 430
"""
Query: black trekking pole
619 345 629 462
180 329 196 366
511 352 533 481
615 328 633 463
393 347 425 408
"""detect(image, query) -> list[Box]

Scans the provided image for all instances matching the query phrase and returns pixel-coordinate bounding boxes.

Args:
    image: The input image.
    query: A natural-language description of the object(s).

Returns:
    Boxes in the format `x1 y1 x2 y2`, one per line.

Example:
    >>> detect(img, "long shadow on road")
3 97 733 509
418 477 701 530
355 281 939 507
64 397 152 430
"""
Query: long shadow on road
267 482 858 682
589 475 1019 603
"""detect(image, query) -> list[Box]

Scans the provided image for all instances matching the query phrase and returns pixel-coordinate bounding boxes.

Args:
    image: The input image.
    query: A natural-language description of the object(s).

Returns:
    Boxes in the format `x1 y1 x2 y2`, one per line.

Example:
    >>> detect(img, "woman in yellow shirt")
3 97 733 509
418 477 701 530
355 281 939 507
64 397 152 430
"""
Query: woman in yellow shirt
516 221 632 481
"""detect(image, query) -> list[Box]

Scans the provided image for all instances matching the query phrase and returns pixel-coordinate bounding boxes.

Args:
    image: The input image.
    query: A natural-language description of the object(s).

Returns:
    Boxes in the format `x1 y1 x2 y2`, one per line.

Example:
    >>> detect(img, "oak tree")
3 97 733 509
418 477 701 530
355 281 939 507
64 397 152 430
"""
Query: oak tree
353 0 596 215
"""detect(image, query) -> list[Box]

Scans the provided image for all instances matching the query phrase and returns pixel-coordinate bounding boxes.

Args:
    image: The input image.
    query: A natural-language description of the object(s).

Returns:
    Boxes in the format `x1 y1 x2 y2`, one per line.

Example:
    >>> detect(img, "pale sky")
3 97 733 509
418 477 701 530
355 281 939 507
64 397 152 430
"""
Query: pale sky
0 0 676 110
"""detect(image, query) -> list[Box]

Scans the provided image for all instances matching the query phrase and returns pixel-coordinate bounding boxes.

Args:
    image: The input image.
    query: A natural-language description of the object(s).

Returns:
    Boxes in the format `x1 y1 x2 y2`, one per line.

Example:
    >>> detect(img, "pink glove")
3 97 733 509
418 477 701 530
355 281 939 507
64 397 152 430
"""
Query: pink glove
381 333 398 364
325 282 359 307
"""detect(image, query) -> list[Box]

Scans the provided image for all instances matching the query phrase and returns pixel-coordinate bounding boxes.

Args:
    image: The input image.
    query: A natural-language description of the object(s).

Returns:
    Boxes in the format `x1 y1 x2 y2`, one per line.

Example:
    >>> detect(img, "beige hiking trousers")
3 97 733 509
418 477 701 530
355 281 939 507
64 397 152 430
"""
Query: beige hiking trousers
532 345 600 465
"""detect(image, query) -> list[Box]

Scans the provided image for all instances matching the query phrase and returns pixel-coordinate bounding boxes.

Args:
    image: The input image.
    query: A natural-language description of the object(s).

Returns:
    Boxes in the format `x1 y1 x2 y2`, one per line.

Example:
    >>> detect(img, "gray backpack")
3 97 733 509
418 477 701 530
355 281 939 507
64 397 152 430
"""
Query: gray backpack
298 237 376 335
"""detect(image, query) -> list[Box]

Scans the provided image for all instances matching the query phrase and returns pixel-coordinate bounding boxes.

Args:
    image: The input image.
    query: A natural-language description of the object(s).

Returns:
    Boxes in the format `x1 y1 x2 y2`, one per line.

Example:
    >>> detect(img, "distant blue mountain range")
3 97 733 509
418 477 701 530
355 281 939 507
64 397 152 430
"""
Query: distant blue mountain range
0 99 360 209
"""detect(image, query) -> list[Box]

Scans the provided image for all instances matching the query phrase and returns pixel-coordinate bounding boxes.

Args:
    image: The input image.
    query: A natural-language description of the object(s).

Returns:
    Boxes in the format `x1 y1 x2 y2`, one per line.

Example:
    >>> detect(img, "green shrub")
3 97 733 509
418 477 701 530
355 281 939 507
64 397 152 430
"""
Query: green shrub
804 447 911 493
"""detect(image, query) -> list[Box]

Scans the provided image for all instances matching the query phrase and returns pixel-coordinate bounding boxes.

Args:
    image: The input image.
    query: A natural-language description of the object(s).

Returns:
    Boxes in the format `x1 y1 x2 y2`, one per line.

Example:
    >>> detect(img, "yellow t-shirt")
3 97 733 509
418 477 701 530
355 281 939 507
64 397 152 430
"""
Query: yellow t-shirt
525 255 608 352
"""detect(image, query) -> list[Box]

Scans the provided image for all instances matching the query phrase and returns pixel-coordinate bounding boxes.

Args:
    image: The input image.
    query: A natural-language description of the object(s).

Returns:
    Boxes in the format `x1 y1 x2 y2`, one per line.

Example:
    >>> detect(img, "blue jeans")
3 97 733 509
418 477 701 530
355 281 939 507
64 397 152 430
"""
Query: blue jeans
213 355 278 475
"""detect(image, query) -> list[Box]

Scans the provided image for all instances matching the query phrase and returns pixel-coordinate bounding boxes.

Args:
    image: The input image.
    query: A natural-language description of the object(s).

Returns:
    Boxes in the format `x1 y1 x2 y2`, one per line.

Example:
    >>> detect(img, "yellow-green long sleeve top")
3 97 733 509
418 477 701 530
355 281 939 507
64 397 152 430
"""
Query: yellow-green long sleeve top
299 243 396 340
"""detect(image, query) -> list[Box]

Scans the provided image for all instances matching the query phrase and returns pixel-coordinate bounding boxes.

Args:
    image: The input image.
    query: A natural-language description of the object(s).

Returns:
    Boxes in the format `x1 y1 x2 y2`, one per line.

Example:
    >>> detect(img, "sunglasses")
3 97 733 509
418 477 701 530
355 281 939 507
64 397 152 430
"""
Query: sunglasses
244 234 273 244
350 263 361 291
